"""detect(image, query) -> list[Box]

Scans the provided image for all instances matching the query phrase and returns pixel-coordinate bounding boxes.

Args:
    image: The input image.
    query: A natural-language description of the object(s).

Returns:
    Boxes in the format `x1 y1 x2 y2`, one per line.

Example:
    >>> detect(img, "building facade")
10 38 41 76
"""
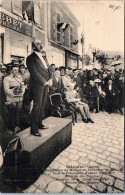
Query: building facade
0 1 47 65
0 1 80 68
47 1 80 68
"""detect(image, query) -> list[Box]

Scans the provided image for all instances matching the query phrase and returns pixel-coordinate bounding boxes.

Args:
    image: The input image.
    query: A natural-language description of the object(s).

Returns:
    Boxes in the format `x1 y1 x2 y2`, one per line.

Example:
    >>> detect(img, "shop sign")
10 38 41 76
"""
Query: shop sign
0 12 32 37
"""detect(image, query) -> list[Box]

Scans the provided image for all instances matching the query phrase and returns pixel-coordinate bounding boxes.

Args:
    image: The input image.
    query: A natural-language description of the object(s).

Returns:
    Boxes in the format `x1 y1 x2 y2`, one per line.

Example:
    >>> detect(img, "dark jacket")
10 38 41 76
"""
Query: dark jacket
26 52 50 86
49 76 63 94
105 84 120 99
91 86 100 98
52 76 63 93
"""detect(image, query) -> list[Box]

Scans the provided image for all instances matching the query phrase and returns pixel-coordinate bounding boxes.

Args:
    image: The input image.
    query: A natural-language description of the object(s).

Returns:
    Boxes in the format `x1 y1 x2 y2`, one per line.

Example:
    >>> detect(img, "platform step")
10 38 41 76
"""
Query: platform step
14 117 72 180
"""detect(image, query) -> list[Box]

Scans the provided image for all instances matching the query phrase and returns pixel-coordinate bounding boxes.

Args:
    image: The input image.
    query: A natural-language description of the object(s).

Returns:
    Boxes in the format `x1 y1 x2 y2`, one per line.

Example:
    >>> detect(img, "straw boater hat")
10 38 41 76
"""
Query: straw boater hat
111 61 122 66
94 78 101 83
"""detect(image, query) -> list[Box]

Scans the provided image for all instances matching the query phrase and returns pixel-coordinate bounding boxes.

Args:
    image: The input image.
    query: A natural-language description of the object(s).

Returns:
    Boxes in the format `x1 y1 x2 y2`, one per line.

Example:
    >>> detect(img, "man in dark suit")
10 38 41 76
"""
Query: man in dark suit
105 79 122 114
49 68 63 94
26 40 52 136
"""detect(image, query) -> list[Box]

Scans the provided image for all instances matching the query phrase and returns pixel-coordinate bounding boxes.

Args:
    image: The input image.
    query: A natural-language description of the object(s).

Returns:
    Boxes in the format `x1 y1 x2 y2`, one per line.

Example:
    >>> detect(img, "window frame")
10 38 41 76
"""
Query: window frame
56 10 63 44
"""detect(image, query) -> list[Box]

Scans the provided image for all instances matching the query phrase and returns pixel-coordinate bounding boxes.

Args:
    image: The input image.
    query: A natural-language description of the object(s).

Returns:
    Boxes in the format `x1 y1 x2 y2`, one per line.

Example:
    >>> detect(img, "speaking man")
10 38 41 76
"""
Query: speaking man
26 40 52 137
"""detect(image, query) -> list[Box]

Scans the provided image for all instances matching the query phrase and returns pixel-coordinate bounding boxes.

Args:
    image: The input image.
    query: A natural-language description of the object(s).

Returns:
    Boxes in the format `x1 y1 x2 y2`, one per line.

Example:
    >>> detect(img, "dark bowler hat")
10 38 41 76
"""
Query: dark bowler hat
12 63 19 68
5 63 13 73
59 66 65 71
73 68 78 72
55 67 60 71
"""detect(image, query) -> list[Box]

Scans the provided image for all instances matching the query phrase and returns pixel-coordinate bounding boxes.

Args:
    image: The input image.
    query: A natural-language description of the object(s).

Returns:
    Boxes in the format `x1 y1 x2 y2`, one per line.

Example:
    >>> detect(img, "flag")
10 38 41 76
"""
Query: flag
109 4 121 11
72 40 78 45
81 36 84 45
22 1 34 22
22 10 29 21
57 23 70 31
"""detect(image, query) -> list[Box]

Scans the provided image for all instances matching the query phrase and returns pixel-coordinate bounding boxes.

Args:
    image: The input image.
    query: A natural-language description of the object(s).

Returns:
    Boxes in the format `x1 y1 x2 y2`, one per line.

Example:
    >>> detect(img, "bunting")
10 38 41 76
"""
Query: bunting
57 23 70 31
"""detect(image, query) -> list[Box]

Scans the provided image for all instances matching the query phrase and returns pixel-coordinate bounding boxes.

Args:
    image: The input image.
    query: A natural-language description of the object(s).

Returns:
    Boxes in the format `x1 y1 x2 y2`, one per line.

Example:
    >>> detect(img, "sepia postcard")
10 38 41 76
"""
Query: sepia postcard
0 0 124 193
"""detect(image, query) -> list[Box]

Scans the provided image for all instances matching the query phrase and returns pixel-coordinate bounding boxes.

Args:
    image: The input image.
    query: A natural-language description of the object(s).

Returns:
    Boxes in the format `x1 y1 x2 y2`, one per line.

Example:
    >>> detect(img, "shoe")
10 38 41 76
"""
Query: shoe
82 119 89 123
31 130 42 137
95 110 99 113
88 118 94 123
38 124 48 129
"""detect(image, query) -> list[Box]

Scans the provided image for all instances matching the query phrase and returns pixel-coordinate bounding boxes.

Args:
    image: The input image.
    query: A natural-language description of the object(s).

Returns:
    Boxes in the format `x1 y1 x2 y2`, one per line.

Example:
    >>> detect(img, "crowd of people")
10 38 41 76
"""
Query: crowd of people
0 40 124 136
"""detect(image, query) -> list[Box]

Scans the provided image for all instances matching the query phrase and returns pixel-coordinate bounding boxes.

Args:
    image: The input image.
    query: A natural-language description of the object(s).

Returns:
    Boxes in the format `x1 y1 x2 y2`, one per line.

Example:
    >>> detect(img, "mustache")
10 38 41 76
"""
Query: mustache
42 50 46 54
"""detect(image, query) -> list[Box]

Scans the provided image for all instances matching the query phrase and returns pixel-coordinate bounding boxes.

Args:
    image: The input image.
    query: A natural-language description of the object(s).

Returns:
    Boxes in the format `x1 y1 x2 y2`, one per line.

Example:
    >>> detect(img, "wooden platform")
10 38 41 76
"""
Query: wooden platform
15 117 72 180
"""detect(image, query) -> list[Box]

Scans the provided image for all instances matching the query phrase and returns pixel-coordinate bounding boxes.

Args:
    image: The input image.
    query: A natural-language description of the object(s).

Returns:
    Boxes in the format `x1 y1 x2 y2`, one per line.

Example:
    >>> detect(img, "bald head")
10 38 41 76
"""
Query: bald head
32 40 44 52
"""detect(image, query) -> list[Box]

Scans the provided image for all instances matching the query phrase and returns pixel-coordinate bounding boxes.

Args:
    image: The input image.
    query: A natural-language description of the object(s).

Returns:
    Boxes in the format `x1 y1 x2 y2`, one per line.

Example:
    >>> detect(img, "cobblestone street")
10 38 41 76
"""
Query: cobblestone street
23 111 124 193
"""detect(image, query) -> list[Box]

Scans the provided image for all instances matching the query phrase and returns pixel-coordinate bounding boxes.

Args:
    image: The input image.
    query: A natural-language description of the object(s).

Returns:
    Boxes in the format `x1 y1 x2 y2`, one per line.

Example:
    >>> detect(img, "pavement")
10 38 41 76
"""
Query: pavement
22 111 124 193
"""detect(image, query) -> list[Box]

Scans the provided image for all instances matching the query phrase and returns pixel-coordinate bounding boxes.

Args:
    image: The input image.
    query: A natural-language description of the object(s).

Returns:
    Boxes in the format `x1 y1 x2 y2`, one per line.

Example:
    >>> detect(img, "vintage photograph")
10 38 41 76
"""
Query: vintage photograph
0 0 124 193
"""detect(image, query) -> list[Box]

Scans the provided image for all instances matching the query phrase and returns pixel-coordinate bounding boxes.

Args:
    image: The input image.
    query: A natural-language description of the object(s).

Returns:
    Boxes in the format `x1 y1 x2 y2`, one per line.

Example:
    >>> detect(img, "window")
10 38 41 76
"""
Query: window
56 12 63 43
56 12 61 42
69 26 74 48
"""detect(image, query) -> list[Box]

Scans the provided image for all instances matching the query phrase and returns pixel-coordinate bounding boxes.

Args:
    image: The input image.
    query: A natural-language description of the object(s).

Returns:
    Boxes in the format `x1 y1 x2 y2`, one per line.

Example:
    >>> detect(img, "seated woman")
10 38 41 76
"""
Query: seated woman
65 86 94 123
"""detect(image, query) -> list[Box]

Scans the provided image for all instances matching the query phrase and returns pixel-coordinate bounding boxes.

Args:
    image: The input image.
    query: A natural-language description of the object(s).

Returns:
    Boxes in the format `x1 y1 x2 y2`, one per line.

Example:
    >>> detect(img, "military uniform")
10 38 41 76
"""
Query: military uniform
3 74 25 132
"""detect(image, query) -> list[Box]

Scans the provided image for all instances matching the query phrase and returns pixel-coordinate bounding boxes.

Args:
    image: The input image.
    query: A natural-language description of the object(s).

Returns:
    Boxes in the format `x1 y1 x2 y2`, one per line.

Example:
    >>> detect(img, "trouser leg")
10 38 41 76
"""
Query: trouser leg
15 101 23 126
31 86 44 130
77 104 87 120
96 97 99 112
8 103 17 131
38 86 48 124
82 102 91 119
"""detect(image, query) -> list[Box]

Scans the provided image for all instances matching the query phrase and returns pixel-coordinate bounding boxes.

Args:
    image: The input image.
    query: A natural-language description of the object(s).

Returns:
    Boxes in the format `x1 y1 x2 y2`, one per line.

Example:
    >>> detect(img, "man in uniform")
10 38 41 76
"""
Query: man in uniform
3 64 25 133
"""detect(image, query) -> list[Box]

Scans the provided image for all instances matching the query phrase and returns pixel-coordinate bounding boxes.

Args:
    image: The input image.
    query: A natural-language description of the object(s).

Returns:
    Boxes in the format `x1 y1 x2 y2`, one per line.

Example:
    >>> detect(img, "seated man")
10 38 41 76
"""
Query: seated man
3 64 26 133
65 86 94 123
62 68 75 92
49 68 63 94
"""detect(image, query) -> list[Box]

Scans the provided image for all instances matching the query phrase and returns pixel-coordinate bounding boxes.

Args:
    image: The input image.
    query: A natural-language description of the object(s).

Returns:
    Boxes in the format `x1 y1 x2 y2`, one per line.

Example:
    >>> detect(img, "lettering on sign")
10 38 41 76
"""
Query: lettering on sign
0 12 32 37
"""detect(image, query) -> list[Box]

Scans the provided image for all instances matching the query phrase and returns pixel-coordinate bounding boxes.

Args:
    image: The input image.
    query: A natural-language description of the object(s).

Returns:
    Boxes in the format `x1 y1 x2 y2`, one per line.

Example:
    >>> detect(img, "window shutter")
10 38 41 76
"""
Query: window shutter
51 9 57 41
61 16 65 44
